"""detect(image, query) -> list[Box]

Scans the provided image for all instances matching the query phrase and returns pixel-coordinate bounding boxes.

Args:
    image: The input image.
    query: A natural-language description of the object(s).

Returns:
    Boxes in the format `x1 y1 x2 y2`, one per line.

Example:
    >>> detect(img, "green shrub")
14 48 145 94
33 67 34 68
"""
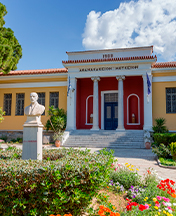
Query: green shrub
0 135 7 143
170 142 176 160
152 118 168 133
0 148 114 216
45 106 67 141
159 157 176 166
0 107 5 123
109 167 141 190
153 133 176 146
152 143 171 158
10 137 23 143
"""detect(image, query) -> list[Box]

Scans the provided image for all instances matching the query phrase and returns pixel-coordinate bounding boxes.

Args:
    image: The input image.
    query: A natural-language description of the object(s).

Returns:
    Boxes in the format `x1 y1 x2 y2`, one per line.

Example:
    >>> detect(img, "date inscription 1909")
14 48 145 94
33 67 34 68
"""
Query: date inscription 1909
103 54 113 59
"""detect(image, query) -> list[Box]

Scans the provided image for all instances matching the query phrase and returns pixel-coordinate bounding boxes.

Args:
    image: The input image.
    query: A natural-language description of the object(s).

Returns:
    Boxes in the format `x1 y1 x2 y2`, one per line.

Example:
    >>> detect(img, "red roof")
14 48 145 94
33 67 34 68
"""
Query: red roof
0 68 68 76
62 55 157 64
152 62 176 68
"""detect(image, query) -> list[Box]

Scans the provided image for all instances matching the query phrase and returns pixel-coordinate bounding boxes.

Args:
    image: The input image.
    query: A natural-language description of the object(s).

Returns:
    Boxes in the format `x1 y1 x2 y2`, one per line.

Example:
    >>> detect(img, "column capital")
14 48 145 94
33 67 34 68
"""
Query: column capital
70 77 77 82
116 75 125 81
142 73 153 80
91 76 100 82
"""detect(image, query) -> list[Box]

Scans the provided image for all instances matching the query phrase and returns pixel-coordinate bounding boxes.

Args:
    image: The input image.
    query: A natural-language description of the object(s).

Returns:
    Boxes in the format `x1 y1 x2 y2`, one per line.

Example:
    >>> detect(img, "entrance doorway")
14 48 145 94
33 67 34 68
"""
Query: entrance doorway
104 93 118 130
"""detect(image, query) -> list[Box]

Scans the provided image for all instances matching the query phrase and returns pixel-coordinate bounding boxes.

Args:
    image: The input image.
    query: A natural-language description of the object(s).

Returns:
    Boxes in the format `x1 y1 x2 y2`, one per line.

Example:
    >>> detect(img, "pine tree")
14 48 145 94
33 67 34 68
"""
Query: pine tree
0 3 22 74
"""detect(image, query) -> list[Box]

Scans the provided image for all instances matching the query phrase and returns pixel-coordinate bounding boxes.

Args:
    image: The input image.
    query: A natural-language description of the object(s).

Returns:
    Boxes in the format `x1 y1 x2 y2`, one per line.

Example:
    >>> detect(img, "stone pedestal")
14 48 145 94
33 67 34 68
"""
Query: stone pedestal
22 116 43 160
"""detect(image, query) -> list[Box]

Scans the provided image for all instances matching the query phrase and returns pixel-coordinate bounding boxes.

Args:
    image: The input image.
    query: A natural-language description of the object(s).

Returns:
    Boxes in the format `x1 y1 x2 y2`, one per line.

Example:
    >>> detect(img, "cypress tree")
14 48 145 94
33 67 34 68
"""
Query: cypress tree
0 3 22 74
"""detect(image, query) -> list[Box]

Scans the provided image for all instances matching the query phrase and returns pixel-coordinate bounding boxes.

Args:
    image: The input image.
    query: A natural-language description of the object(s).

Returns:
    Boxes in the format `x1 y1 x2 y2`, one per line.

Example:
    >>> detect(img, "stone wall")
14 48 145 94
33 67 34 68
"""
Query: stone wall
0 130 54 143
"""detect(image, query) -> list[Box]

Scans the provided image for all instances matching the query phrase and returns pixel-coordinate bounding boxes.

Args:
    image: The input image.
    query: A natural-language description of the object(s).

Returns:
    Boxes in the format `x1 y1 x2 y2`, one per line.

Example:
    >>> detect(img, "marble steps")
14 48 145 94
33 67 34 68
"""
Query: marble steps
63 130 144 149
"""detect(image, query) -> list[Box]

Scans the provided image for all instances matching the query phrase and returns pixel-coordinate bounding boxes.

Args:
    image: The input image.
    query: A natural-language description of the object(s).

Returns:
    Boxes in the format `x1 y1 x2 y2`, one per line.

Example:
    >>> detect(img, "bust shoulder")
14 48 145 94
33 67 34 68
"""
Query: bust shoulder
24 102 45 116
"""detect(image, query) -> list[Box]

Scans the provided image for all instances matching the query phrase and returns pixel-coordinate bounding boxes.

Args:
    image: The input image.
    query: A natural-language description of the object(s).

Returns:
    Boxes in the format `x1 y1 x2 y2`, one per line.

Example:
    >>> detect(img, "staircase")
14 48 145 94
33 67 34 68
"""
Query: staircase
63 130 144 149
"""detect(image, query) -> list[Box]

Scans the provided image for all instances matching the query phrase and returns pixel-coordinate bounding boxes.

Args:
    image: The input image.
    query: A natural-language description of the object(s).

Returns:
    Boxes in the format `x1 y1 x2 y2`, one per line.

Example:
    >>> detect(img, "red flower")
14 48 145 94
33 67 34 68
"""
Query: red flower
139 204 147 211
126 204 132 211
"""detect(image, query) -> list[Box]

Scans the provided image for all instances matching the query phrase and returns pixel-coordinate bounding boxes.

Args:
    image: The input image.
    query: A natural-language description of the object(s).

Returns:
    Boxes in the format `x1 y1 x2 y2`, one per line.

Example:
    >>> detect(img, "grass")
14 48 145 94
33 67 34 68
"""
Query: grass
159 157 176 167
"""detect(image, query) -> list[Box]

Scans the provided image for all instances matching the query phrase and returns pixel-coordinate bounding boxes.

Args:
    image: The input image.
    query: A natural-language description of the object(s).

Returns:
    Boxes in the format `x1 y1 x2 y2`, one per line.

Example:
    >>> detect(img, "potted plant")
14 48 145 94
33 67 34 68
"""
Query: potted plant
45 106 67 147
53 131 64 147
144 130 153 149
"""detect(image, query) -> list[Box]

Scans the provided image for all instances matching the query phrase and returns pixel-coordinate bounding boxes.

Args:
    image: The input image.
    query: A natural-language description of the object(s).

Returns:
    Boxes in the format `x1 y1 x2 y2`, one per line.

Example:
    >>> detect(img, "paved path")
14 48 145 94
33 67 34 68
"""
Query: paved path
1 144 176 182
75 147 176 182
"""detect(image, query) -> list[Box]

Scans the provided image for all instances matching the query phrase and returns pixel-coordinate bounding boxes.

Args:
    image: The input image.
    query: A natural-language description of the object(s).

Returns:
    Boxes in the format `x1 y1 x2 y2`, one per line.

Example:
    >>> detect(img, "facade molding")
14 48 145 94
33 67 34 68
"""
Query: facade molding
152 68 176 73
0 73 67 81
67 69 151 79
153 76 176 82
63 59 156 68
85 95 93 125
127 94 140 125
0 81 67 89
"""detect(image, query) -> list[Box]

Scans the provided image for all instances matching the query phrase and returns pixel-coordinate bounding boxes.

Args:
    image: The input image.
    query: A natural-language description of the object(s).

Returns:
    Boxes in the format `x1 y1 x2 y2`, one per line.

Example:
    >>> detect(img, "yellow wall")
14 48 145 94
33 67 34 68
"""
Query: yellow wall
152 81 176 131
0 86 67 130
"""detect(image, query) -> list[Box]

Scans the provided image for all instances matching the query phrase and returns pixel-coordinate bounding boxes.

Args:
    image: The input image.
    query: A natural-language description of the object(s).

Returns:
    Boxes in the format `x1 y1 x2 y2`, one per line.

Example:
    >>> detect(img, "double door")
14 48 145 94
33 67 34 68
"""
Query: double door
104 93 118 130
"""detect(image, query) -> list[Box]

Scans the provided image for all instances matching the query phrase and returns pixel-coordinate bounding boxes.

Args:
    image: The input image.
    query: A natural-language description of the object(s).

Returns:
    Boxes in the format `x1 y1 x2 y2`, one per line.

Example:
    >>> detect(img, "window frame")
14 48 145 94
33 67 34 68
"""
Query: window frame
49 92 59 108
37 92 45 115
3 93 12 116
166 88 176 114
15 93 25 116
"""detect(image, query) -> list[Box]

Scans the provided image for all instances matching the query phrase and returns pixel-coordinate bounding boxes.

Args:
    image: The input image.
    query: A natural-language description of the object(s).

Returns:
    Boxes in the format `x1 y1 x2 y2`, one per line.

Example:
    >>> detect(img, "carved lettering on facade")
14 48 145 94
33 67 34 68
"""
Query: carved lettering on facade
79 65 138 72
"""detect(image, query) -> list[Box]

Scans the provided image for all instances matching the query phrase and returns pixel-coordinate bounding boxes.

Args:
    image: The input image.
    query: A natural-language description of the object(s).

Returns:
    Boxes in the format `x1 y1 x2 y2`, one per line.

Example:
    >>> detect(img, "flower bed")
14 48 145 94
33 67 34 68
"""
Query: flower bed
0 147 176 215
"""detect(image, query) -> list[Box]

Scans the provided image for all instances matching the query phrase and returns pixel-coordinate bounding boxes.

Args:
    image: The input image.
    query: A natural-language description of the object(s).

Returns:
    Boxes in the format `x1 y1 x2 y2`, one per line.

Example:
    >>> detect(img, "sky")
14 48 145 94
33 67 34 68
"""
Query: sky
1 0 176 71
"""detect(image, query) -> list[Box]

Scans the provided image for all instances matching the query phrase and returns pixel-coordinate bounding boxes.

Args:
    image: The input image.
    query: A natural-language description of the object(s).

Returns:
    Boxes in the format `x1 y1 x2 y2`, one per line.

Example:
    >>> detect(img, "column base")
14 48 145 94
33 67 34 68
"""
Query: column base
91 126 100 131
66 126 76 131
116 128 125 131
143 125 153 131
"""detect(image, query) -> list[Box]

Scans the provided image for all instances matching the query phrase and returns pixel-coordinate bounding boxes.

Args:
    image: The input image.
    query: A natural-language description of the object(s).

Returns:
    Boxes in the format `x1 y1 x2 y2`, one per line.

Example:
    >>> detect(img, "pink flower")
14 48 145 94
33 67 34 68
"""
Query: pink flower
115 168 118 171
163 197 170 202
168 206 172 210
162 202 166 206
144 204 150 209
157 196 162 200
155 203 160 207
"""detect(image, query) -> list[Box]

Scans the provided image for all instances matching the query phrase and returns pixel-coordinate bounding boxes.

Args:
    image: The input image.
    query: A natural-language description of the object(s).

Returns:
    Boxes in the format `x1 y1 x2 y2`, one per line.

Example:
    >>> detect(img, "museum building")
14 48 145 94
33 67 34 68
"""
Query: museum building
0 46 176 134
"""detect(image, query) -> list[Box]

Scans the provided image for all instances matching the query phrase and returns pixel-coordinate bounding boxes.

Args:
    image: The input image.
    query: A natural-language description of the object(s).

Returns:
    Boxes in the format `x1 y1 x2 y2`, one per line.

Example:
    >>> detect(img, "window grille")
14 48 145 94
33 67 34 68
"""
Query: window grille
166 88 176 113
4 94 12 116
37 92 45 115
104 93 118 102
16 93 24 115
50 92 59 108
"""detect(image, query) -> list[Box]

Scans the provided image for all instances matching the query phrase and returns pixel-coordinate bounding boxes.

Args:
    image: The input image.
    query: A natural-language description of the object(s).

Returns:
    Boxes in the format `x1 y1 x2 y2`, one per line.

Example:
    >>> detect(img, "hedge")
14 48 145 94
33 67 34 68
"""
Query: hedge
0 147 114 216
153 133 176 146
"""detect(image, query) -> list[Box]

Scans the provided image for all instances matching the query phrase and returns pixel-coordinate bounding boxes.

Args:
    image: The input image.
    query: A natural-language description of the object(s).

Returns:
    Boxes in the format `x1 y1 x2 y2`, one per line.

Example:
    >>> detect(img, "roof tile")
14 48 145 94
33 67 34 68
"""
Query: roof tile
62 55 157 64
0 68 68 76
152 62 176 68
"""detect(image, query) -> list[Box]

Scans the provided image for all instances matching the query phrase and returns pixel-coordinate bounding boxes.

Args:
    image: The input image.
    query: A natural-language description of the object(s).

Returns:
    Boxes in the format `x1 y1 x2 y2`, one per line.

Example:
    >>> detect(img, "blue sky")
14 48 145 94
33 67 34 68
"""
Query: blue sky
1 0 176 71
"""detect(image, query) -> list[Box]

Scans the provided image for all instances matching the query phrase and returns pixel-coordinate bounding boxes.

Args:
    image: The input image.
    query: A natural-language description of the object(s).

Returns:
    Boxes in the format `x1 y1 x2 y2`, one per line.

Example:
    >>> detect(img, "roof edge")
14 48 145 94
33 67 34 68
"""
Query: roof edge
66 45 153 55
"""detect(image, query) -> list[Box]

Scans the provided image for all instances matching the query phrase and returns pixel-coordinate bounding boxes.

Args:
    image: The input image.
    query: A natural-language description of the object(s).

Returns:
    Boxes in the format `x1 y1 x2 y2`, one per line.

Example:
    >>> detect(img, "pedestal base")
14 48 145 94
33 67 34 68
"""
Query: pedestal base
22 116 43 160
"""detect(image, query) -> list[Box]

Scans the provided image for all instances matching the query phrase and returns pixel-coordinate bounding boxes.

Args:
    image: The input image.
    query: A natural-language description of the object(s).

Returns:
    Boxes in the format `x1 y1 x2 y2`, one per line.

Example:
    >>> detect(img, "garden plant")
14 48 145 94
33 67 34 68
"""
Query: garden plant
0 147 176 215
45 106 67 142
152 118 176 166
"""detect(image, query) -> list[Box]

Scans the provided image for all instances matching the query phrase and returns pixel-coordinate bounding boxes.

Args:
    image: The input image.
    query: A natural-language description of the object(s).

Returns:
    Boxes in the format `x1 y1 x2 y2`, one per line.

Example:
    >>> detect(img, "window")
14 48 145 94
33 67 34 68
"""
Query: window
16 93 25 115
4 94 12 116
166 88 176 113
50 92 59 108
38 92 45 115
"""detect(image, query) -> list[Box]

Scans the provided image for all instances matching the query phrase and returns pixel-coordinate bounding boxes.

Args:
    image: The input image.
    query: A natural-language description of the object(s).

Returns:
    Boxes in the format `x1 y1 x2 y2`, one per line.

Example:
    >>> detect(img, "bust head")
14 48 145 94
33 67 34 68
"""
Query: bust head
30 92 38 104
24 92 45 116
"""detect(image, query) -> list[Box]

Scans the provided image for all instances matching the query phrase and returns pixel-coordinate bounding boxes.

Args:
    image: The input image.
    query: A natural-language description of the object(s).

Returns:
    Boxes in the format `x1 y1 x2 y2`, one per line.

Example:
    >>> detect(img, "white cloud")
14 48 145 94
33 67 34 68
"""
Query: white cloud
82 0 176 61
